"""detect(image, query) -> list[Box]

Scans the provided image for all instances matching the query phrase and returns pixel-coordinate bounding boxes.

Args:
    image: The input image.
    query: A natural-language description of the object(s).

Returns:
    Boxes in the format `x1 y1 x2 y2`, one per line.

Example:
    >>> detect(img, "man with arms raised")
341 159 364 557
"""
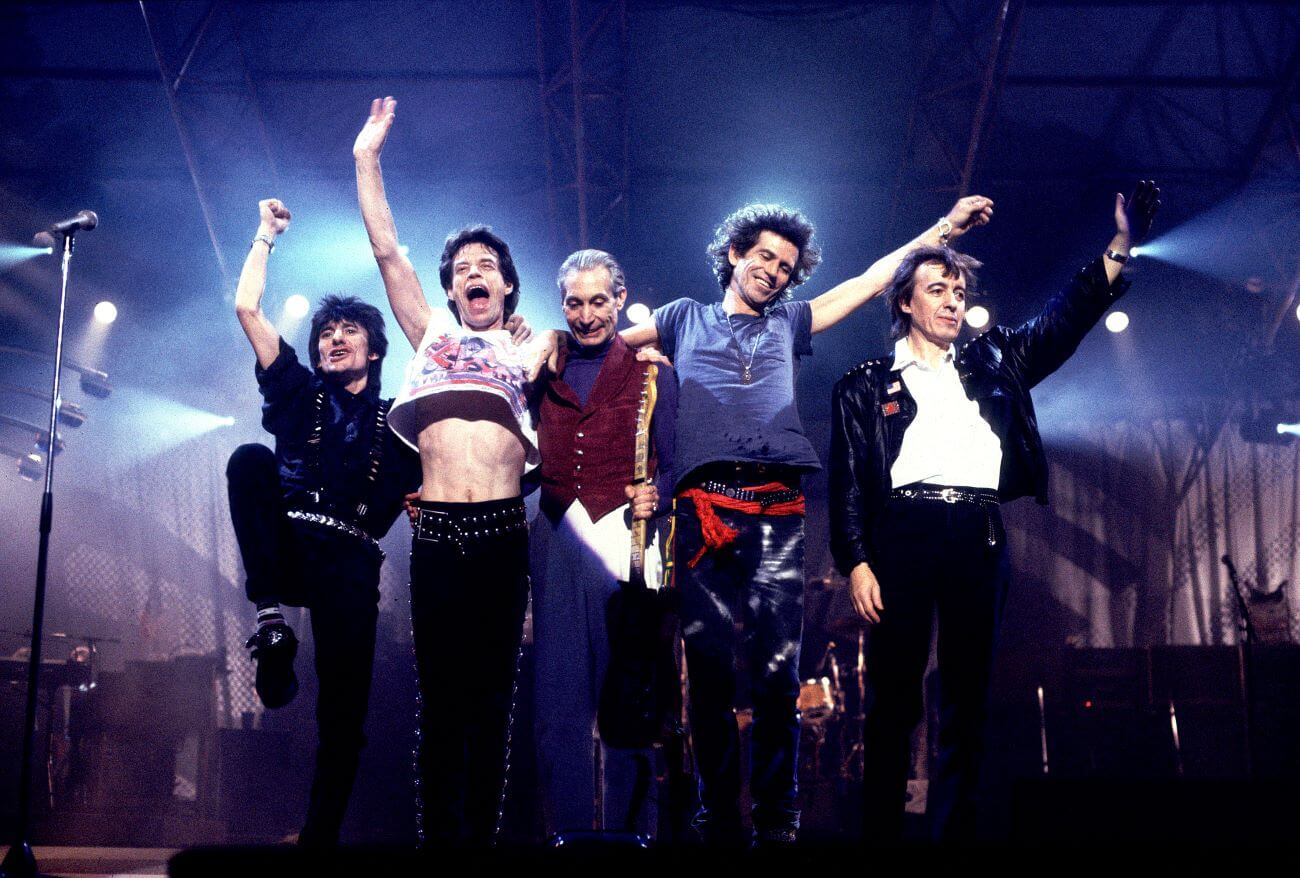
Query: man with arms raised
227 198 420 846
353 96 552 846
830 182 1159 841
621 197 993 845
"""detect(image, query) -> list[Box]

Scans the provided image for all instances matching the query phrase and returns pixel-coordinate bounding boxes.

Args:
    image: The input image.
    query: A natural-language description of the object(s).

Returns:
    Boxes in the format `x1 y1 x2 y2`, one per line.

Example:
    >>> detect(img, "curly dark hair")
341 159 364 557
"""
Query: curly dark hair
883 246 983 341
308 294 388 393
437 225 521 324
707 203 821 298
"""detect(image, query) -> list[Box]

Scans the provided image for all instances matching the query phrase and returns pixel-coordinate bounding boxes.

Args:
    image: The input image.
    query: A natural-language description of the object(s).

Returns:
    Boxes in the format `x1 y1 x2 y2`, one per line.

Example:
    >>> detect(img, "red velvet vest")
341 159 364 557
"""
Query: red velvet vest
537 335 658 522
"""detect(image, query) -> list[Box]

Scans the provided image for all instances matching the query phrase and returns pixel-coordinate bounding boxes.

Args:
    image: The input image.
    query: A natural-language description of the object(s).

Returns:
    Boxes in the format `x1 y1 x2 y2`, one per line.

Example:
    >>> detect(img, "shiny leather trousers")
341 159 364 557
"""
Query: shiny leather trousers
675 498 804 843
862 496 1009 842
409 498 530 846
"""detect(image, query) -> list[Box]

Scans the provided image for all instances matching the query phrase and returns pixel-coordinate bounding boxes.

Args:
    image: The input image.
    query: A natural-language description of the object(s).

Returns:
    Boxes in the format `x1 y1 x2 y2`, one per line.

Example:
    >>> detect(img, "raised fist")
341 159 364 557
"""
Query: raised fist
258 199 292 236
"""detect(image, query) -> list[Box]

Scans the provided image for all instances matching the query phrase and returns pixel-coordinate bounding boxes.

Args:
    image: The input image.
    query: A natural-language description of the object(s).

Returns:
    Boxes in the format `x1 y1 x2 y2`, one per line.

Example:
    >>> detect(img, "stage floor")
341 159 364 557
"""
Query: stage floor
0 846 174 877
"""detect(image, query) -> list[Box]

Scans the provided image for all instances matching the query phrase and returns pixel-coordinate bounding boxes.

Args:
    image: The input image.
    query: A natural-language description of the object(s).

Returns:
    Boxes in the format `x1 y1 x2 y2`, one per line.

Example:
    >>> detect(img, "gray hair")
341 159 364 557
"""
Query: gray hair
556 249 627 297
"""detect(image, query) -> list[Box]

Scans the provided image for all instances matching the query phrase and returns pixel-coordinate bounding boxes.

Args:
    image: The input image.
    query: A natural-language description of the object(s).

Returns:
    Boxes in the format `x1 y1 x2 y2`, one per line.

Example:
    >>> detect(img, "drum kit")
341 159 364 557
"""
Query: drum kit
797 628 867 784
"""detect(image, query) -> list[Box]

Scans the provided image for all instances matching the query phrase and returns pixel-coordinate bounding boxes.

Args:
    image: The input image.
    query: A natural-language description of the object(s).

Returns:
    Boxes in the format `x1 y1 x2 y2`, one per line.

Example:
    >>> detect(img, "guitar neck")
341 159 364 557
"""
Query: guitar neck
628 365 658 583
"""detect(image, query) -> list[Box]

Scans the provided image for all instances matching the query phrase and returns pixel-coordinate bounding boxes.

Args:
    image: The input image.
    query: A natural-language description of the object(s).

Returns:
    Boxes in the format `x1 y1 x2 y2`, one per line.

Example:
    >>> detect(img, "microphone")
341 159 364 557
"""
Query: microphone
33 210 98 245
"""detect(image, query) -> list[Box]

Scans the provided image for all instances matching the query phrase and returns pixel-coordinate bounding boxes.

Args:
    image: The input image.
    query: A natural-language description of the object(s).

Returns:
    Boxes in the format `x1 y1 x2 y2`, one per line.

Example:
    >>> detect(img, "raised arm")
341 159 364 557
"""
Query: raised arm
353 96 432 349
997 180 1161 390
808 195 994 334
234 199 291 369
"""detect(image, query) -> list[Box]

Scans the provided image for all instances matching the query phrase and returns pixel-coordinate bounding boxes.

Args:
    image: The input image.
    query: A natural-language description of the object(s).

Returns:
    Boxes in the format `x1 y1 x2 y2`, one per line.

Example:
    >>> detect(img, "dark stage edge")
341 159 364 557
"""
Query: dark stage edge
166 842 1298 877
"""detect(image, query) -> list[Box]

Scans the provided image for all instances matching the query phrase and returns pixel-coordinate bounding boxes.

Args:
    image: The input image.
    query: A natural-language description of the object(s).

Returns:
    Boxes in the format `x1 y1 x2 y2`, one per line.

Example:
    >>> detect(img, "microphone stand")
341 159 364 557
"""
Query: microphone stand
2 231 80 878
1221 555 1256 780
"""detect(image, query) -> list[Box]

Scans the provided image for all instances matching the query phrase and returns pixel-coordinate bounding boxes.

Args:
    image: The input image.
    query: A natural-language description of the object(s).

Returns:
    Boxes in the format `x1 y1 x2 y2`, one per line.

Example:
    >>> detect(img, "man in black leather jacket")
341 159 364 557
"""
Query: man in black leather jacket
829 182 1160 841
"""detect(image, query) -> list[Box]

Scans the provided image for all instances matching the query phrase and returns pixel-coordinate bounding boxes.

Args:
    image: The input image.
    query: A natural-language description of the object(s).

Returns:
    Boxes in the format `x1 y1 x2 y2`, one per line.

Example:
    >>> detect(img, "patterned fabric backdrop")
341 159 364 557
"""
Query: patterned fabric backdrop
1005 407 1298 648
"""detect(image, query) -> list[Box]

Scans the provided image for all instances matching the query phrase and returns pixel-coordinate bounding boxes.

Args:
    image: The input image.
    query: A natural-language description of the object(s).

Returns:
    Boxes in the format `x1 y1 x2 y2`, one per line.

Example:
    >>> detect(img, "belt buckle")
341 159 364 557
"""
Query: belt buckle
938 487 958 504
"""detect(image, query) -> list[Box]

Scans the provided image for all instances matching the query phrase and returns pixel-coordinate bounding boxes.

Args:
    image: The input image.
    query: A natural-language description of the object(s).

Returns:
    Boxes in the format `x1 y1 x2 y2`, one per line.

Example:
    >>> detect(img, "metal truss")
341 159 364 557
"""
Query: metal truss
887 1 1300 240
137 0 281 294
886 0 1024 236
534 0 630 255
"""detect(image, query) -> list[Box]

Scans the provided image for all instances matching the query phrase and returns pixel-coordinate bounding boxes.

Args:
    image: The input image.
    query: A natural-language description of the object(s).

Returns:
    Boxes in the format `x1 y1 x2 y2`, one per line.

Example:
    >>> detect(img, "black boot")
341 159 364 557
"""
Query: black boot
247 620 299 709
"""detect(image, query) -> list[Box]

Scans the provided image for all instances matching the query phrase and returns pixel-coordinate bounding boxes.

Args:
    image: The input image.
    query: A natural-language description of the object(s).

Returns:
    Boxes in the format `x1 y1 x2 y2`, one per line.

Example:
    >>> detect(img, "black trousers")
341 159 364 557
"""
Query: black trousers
408 497 530 846
226 443 381 846
862 493 1009 843
675 498 805 843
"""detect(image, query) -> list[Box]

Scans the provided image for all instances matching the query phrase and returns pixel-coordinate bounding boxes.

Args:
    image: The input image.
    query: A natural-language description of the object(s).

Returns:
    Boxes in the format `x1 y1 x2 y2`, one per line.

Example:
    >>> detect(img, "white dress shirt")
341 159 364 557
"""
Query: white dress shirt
888 336 1003 490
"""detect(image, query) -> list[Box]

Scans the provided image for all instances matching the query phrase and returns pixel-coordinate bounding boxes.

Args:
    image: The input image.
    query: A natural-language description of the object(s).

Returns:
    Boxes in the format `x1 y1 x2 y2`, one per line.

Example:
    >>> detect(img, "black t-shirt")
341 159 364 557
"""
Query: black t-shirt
256 339 420 539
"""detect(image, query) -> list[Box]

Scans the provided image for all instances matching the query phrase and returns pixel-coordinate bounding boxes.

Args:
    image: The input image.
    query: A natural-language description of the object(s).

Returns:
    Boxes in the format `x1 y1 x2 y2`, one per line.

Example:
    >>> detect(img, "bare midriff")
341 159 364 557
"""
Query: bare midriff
417 417 525 502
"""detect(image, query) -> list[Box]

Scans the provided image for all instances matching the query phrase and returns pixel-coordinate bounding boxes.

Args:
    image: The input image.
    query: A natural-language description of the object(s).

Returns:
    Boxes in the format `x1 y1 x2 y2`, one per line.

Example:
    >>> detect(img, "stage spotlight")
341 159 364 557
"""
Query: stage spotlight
18 451 43 481
1105 311 1130 333
78 370 112 399
626 302 652 325
0 244 54 270
285 294 310 320
399 244 410 257
965 305 990 329
1279 422 1300 439
93 301 117 325
58 400 87 428
1129 246 1143 258
1294 301 1299 323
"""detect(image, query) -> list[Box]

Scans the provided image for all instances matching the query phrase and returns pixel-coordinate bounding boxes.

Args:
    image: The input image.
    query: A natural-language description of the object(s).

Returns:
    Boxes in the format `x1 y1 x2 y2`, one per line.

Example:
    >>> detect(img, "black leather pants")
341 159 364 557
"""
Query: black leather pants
675 497 805 844
408 497 530 847
862 494 1009 842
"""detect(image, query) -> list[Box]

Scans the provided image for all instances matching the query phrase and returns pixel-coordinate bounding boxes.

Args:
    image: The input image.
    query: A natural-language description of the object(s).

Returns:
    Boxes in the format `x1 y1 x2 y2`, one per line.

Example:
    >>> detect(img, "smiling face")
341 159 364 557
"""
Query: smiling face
447 241 514 331
316 319 378 390
725 229 800 315
561 267 625 347
902 260 968 351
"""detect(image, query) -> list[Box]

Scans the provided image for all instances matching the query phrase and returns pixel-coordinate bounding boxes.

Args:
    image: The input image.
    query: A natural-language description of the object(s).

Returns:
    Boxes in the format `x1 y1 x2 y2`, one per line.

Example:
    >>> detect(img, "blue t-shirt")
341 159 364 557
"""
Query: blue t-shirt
653 297 820 489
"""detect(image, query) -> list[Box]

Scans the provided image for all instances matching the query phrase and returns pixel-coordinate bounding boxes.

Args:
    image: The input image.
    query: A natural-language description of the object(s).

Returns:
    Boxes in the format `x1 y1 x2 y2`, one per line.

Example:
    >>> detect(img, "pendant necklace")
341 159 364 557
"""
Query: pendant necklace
723 306 765 385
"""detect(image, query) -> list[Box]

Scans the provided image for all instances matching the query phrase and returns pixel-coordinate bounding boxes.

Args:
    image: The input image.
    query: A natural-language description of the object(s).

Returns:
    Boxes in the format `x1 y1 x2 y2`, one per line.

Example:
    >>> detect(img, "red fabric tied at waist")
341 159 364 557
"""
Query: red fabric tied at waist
679 482 806 568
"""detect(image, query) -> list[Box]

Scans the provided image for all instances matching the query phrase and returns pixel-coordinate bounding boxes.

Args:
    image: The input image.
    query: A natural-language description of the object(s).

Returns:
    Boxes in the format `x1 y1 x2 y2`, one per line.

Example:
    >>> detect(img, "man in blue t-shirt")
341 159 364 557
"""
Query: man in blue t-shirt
621 197 993 845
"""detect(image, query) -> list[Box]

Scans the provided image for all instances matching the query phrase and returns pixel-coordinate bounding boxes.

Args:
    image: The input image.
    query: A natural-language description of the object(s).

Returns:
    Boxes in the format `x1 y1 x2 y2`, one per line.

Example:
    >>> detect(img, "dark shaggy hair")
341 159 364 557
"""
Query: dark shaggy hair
437 225 521 324
883 246 984 341
707 203 821 299
308 295 388 393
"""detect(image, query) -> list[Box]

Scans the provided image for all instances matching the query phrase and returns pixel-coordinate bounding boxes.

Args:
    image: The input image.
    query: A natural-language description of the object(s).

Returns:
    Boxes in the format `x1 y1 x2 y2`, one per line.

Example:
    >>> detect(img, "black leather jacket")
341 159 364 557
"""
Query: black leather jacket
829 257 1129 575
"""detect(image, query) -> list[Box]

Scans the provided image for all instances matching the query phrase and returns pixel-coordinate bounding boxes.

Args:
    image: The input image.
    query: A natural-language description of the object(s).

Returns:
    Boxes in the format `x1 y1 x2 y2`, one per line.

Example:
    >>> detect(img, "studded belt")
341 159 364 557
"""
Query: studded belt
413 500 528 555
890 485 1001 546
699 480 802 508
286 510 385 560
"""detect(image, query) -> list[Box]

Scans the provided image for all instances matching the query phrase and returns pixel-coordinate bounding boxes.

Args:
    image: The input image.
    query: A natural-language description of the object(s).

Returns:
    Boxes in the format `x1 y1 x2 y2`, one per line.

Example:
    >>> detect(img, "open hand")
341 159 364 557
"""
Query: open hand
505 313 534 344
258 199 291 236
354 97 397 161
527 330 560 382
634 345 673 368
849 562 884 624
1115 180 1160 247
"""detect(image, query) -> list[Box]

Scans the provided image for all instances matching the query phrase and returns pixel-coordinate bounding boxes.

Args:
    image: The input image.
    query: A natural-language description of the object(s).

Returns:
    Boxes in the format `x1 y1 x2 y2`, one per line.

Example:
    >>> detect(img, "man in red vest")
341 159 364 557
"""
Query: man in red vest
532 249 677 839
